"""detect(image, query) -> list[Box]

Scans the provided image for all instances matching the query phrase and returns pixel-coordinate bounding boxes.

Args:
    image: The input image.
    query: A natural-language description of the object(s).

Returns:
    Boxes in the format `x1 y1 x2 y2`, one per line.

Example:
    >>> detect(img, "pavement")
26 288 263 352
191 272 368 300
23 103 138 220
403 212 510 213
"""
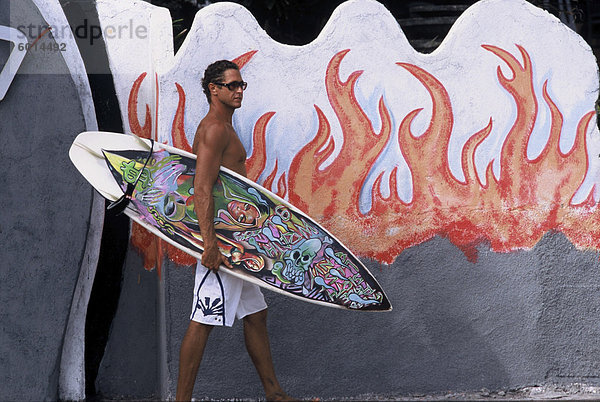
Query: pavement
317 383 600 401
96 383 600 401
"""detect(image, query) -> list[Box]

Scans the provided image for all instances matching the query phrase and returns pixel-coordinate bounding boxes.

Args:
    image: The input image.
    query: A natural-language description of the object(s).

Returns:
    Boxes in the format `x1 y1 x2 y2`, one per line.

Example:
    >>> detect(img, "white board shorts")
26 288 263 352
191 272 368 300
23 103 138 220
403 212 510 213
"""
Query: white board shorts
190 260 267 327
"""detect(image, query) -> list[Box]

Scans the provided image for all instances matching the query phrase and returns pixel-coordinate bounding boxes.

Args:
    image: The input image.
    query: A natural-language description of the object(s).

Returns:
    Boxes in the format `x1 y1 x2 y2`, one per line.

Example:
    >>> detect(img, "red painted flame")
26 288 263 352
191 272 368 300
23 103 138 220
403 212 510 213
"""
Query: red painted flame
232 50 258 69
246 111 275 181
288 49 393 219
128 72 152 139
250 46 598 263
127 45 599 268
171 82 193 153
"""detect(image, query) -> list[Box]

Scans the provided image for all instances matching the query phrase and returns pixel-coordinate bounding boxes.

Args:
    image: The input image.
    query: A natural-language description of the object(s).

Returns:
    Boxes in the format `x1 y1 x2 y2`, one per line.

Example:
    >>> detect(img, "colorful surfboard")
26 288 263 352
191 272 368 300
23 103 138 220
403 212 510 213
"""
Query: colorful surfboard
69 131 392 311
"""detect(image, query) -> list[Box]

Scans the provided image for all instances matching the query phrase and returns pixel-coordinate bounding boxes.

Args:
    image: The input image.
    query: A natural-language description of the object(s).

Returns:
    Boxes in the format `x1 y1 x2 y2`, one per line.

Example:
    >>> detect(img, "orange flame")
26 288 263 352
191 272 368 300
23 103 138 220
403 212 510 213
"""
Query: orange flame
128 72 152 139
232 50 258 69
288 49 393 219
246 111 275 180
126 45 599 267
171 82 193 153
250 46 598 263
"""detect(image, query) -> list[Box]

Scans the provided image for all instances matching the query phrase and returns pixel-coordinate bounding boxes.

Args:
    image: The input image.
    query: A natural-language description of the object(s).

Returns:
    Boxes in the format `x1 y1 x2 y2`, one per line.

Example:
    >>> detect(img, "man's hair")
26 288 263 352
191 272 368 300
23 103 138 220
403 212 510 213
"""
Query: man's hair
202 60 240 104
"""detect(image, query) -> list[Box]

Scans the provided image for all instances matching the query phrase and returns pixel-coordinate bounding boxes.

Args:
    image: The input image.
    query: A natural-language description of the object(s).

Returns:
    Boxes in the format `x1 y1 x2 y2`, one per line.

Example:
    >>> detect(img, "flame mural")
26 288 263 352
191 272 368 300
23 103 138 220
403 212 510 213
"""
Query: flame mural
260 46 597 263
126 42 599 268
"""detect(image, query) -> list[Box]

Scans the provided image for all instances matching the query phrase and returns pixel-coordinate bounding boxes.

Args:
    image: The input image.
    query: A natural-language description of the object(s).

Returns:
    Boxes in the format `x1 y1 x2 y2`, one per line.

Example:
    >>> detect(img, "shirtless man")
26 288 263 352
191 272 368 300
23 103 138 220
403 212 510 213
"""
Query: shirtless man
175 60 290 401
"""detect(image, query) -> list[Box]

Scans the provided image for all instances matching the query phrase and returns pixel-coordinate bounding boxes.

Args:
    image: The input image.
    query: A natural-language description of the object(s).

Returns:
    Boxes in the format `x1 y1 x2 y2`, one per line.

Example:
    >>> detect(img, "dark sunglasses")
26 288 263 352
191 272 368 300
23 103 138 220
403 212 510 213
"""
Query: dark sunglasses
214 80 248 91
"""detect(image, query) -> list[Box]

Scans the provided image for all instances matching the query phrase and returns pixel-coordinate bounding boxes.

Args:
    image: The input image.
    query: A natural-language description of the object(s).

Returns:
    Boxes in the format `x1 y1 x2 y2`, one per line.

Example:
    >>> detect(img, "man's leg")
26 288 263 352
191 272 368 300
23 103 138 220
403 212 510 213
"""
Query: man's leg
243 309 291 401
176 321 213 401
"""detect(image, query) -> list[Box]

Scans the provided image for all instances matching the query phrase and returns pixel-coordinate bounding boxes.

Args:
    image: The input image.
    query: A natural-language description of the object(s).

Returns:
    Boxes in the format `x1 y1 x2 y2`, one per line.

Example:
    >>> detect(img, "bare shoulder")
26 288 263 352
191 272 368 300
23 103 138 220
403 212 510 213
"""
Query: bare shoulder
193 117 231 154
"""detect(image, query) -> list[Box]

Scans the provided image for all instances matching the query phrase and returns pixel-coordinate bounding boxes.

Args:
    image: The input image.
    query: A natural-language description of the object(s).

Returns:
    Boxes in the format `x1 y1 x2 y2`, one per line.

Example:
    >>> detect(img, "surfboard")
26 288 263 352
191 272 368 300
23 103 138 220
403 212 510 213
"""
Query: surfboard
69 131 392 311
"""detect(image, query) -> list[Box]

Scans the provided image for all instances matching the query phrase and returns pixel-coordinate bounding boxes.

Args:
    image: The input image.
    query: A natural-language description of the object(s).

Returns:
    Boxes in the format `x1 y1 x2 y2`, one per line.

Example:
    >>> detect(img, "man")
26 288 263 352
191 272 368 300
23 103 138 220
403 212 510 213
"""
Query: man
175 60 291 401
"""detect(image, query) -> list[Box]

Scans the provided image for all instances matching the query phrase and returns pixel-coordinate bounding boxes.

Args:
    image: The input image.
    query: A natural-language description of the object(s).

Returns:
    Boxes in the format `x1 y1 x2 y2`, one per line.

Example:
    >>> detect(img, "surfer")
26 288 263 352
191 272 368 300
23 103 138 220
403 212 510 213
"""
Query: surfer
175 60 292 401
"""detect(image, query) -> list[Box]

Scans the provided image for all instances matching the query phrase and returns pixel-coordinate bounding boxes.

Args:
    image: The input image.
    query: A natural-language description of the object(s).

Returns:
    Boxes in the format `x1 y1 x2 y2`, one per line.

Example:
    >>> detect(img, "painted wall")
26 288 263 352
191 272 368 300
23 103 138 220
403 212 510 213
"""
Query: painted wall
2 0 600 400
94 0 600 400
0 0 101 400
103 0 600 268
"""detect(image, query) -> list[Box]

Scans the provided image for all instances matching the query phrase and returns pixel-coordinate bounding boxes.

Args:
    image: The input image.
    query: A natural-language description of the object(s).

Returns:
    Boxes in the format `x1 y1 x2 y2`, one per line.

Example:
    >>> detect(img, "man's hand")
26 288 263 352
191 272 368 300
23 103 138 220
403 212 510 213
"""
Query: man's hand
201 244 233 271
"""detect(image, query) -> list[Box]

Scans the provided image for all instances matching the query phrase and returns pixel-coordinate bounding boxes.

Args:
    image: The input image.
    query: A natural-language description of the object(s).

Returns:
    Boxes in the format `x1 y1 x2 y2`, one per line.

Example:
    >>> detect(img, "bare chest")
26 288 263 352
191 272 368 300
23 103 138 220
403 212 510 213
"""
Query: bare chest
222 131 247 175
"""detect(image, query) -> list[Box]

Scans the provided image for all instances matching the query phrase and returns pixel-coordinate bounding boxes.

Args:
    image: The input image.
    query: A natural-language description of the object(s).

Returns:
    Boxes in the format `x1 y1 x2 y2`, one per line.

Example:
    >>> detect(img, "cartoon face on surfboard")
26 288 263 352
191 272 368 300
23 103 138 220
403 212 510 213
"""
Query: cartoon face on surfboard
71 131 391 311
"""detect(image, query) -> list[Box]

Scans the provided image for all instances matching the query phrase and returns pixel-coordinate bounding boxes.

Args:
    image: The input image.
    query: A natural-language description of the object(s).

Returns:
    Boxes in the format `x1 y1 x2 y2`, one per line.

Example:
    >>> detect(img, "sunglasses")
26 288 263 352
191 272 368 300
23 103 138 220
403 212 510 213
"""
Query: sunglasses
214 80 248 91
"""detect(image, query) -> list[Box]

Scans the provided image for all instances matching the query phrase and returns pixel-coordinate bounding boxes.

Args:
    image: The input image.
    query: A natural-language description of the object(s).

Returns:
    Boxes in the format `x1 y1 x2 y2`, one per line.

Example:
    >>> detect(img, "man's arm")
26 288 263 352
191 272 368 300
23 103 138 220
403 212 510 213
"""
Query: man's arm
193 123 233 271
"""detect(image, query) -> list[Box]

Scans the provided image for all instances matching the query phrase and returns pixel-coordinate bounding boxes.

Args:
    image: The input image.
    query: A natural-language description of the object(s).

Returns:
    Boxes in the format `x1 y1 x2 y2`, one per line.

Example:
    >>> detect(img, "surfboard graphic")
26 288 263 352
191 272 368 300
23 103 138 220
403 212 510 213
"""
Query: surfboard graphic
70 131 392 311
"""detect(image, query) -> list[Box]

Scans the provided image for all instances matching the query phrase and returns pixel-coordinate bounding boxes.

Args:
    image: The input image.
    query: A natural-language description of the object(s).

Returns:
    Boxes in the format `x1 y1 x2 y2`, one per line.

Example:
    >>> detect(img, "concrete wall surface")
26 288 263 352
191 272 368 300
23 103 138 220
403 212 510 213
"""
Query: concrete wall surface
99 231 600 399
0 0 98 400
95 0 600 400
95 249 159 398
3 0 600 400
169 232 600 399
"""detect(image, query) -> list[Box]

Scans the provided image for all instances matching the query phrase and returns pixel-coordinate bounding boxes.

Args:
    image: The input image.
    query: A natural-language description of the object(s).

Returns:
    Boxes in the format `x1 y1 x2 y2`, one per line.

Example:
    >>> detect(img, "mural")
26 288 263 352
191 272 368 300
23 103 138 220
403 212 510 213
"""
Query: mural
102 0 600 268
284 46 596 263
5 0 599 399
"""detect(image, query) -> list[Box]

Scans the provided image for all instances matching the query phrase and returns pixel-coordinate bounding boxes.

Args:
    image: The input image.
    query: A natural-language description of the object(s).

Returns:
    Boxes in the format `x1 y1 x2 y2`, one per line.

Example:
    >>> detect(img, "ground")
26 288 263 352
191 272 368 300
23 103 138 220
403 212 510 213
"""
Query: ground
317 384 600 401
93 383 600 400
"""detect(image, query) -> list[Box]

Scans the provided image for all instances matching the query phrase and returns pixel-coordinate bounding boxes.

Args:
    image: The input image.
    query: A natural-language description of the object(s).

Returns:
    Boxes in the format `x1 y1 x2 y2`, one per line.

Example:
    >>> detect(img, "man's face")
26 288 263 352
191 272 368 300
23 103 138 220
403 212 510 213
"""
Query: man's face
212 69 245 109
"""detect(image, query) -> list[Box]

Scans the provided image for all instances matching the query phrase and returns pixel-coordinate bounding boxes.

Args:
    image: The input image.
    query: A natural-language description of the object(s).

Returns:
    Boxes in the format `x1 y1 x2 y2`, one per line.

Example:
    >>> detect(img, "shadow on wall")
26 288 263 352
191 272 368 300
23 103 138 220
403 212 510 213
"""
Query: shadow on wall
59 0 129 398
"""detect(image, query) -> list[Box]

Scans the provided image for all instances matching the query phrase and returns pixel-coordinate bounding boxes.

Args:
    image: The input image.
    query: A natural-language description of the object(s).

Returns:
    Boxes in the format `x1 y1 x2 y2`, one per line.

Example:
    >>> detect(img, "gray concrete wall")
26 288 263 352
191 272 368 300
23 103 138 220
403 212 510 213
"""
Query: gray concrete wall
3 0 600 401
174 232 600 399
95 247 159 399
0 0 94 399
96 231 600 400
